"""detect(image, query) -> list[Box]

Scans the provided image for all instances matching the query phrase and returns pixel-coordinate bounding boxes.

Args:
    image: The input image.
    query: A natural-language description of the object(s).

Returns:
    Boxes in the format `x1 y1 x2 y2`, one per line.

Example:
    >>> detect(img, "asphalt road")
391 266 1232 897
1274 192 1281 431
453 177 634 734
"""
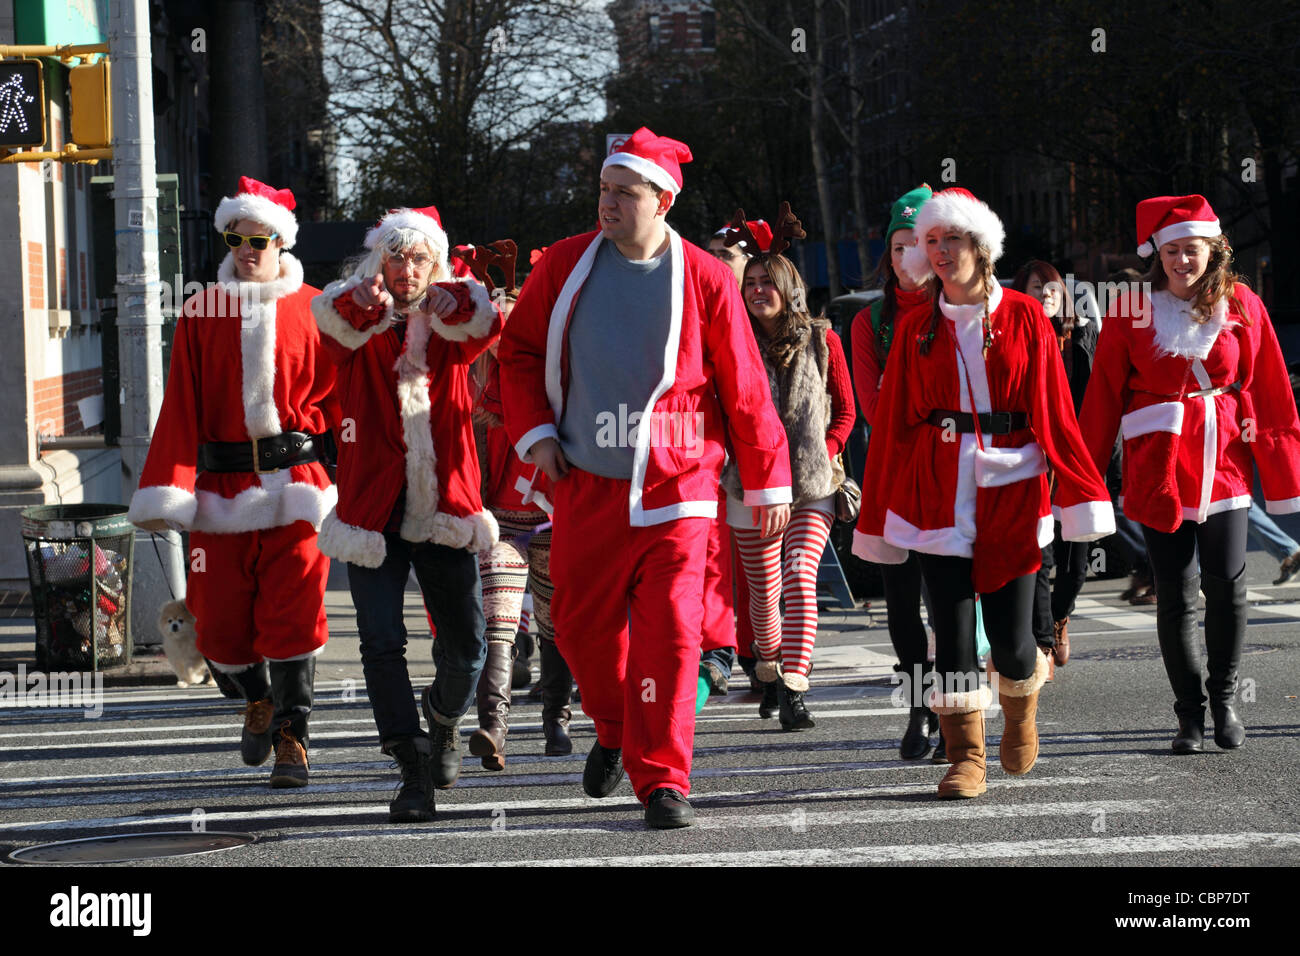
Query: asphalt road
1 541 1297 876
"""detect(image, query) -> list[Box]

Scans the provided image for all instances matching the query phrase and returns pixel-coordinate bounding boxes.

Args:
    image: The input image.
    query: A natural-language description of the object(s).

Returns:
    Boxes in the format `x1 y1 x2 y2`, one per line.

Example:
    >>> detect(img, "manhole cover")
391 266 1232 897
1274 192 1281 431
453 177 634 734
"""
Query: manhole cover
8 831 256 864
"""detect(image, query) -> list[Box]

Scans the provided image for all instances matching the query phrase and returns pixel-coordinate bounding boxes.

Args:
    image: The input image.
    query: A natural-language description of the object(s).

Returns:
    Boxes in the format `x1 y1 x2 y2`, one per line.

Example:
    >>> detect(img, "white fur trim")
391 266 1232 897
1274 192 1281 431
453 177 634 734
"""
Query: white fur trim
782 672 810 693
974 443 1047 488
427 509 500 553
743 486 794 507
635 499 719 525
364 210 449 263
755 659 780 682
1200 495 1250 519
915 191 1005 264
216 250 304 303
1265 496 1300 516
394 313 441 542
215 194 299 248
430 277 497 342
545 234 604 422
311 276 395 350
1149 291 1229 359
897 241 934 286
1057 500 1114 542
317 511 388 568
128 485 198 528
1140 219 1222 257
515 423 559 463
1121 401 1184 439
883 509 973 558
192 480 336 534
603 152 681 195
852 529 908 564
1036 512 1054 548
926 684 993 715
993 649 1050 698
1192 359 1216 521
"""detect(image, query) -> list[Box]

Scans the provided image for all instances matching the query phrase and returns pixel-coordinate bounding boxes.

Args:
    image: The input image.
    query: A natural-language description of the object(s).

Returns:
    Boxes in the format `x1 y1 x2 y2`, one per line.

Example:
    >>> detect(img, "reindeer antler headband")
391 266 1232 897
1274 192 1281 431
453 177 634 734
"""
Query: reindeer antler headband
450 239 519 296
724 202 806 258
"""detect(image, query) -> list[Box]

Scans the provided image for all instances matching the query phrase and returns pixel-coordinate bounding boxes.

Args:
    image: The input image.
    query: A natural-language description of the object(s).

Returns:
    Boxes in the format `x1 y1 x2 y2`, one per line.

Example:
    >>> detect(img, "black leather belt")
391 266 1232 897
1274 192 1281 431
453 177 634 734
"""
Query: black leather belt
199 432 325 474
925 410 1030 434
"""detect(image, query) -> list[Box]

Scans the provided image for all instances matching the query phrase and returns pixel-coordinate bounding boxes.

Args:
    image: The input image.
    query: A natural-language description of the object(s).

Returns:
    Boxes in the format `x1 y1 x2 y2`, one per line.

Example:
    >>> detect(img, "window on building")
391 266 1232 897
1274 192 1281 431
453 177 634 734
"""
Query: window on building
701 11 716 49
672 12 687 50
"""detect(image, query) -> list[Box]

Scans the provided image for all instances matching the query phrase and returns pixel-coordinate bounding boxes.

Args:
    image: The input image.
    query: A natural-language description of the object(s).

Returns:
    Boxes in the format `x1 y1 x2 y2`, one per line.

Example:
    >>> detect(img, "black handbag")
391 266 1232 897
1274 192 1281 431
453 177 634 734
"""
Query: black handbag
831 453 861 524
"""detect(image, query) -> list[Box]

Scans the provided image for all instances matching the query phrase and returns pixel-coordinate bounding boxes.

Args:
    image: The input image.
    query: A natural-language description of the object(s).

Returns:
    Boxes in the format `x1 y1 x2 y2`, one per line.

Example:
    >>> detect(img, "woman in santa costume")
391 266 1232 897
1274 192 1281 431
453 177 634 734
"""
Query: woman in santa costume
1079 195 1300 753
127 176 338 788
499 127 791 829
721 215 855 730
311 206 502 822
850 184 945 760
854 187 1115 799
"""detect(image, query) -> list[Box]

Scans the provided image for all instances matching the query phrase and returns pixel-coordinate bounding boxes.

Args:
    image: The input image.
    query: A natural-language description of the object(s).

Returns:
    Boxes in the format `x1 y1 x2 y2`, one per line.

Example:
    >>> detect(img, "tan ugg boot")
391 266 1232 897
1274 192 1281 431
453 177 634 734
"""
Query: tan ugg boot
994 650 1050 775
930 685 992 799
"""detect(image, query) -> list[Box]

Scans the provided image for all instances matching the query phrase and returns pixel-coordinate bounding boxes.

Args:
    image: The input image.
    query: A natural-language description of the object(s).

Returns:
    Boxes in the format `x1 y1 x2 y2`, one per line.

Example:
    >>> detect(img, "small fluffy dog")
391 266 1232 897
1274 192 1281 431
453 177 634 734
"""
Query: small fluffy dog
157 599 213 687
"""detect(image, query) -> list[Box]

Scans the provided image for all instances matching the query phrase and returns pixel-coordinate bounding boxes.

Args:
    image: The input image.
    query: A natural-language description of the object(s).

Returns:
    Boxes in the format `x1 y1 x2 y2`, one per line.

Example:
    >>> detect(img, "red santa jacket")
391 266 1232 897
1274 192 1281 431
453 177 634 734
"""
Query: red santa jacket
1079 283 1300 531
311 275 503 567
853 284 1114 594
498 228 791 525
477 360 552 514
127 253 339 534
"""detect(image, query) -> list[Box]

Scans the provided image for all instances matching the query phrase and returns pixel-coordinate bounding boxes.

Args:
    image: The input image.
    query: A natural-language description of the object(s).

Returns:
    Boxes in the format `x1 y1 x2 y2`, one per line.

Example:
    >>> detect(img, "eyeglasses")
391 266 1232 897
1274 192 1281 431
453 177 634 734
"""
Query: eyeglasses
385 253 433 269
223 231 279 250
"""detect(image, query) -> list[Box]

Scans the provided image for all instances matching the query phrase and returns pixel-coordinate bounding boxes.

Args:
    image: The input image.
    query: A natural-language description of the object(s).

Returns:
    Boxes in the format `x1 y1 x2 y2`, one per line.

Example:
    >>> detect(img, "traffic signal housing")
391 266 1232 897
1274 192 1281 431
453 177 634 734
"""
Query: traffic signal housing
69 59 111 149
0 59 46 149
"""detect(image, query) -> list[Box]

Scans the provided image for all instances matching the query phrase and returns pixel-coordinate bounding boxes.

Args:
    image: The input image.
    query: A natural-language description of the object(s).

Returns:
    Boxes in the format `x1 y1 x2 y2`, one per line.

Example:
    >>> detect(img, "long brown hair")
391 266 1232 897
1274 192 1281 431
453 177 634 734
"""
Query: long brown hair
1145 234 1247 323
743 254 824 369
1011 259 1074 336
917 239 996 357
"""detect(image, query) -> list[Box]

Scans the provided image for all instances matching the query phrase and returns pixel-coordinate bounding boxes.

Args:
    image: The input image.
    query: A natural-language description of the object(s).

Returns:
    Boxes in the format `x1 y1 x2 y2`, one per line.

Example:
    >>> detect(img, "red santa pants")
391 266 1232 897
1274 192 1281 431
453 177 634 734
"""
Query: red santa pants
699 487 736 653
550 468 709 803
187 521 330 667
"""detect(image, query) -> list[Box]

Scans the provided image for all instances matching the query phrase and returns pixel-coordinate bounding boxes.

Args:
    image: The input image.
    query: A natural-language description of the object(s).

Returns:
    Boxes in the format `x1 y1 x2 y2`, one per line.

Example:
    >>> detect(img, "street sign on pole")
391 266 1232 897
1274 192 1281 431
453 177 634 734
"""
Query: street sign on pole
0 59 45 149
605 132 631 157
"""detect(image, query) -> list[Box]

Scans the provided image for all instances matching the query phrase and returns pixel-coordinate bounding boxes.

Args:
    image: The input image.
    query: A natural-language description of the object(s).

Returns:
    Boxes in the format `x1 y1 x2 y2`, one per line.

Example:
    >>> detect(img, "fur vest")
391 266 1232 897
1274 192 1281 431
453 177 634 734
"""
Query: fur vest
724 320 837 506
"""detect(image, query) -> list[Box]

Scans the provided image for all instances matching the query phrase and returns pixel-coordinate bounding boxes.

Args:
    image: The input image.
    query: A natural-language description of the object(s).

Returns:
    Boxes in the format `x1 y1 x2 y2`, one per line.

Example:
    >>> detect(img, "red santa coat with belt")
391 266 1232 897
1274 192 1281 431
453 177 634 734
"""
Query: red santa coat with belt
498 227 792 523
126 253 339 533
853 284 1115 594
479 361 552 514
311 275 503 567
1079 283 1300 531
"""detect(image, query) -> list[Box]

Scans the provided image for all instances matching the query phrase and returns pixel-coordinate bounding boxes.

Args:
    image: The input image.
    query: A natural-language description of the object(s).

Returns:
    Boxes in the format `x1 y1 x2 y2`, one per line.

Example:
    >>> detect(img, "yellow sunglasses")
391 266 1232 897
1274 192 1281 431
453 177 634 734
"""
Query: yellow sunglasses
223 231 279 250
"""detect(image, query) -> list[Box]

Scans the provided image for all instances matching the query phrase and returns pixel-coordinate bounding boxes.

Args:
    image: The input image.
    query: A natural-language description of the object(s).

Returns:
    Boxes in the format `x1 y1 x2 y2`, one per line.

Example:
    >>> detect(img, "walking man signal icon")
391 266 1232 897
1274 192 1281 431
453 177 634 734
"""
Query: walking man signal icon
0 61 45 148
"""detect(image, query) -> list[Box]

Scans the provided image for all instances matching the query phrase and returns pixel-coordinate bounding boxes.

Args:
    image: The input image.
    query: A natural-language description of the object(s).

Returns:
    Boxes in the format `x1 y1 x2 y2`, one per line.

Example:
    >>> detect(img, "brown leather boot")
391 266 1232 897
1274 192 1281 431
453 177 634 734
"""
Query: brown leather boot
1052 617 1070 665
469 640 514 771
269 722 309 789
932 684 992 799
996 651 1050 775
239 698 275 766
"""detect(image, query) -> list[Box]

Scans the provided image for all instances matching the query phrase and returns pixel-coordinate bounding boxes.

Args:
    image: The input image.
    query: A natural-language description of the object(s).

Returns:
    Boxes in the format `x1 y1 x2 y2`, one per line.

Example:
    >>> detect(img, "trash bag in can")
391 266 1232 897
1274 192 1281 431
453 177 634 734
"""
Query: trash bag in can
21 504 135 671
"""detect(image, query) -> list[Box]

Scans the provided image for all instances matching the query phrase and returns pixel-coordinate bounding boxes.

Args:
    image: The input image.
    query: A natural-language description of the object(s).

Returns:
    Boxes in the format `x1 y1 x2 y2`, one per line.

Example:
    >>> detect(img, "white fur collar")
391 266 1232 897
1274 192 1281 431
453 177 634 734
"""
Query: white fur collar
217 251 304 303
939 281 1003 322
1150 290 1229 359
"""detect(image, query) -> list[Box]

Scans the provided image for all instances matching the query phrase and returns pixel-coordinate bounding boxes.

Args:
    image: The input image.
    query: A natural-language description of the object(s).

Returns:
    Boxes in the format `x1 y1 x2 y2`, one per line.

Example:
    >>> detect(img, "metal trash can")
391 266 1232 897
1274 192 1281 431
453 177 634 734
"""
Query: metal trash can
21 504 135 671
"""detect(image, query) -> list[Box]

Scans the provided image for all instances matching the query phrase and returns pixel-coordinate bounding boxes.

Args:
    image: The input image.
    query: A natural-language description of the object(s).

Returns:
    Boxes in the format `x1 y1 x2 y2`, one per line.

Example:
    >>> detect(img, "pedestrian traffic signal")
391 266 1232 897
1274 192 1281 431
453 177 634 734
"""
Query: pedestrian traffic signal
69 60 111 149
0 59 46 149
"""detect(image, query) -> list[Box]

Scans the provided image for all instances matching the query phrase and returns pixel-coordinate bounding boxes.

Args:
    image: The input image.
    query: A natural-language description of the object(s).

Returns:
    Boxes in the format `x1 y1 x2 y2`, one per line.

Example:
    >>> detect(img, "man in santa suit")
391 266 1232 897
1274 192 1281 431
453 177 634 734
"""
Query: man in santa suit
311 206 501 823
127 176 338 789
498 127 792 829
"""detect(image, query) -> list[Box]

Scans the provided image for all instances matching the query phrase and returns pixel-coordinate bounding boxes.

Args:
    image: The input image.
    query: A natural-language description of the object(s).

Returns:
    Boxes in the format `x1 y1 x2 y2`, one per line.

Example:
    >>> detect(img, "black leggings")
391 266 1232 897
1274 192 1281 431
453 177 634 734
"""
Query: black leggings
918 553 1039 688
1142 508 1248 583
880 552 930 673
1033 534 1090 646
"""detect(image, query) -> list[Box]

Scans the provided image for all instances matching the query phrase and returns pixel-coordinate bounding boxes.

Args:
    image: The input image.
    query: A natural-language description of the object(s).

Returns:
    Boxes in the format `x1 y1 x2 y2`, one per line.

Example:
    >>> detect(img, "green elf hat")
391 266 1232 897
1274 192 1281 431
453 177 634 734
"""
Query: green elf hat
887 184 933 240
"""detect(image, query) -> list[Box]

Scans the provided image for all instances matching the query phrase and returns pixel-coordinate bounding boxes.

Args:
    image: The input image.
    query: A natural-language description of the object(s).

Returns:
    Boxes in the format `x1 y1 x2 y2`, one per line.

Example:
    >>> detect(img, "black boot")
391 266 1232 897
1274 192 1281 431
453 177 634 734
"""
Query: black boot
469 640 514 770
758 680 779 719
422 685 462 789
268 658 314 787
931 728 949 764
1155 575 1207 754
228 663 273 766
512 629 534 690
900 706 933 759
538 637 573 756
384 736 436 822
778 682 815 731
1202 569 1247 749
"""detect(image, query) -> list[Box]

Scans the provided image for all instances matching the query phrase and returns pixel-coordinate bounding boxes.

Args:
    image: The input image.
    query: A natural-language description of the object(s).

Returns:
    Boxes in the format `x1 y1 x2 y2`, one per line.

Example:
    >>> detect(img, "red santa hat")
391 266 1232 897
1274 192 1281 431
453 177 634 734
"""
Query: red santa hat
214 176 299 248
364 204 449 257
602 127 693 196
716 219 773 253
913 187 1005 264
1135 194 1221 257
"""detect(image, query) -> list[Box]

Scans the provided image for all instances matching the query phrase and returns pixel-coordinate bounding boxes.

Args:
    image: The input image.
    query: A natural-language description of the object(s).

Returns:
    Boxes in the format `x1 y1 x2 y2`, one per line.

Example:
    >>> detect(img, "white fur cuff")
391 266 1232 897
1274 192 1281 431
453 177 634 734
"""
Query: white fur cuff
926 684 993 715
782 672 810 693
852 529 908 564
311 278 394 350
755 659 781 683
1058 499 1115 543
128 485 198 530
317 511 388 568
993 649 1050 698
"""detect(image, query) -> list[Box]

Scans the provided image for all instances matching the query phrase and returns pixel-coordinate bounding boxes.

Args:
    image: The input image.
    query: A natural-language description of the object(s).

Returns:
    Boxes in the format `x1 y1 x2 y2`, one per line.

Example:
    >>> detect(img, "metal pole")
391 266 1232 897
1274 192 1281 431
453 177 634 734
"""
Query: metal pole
110 0 185 649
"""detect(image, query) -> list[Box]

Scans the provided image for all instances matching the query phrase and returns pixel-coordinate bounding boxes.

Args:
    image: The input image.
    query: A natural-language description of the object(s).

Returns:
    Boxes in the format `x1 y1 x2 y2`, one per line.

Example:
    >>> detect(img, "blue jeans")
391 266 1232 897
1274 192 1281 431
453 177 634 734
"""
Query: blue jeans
347 534 487 745
1246 499 1298 562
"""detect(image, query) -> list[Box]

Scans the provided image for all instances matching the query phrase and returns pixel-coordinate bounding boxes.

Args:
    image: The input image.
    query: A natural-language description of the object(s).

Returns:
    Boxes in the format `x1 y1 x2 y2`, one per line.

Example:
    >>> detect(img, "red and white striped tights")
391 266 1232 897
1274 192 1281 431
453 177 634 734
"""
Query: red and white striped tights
732 507 834 682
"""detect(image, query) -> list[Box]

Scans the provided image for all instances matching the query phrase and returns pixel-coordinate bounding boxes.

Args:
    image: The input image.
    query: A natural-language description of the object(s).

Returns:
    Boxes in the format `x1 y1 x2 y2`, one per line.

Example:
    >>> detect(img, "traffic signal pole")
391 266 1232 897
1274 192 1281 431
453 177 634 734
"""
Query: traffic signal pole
110 0 185 647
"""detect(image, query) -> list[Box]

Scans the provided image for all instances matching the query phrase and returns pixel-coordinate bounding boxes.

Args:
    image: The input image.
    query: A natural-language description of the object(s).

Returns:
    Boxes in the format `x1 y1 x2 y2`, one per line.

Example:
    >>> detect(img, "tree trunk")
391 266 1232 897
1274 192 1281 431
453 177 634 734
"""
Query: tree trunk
809 0 840 299
841 2 871 287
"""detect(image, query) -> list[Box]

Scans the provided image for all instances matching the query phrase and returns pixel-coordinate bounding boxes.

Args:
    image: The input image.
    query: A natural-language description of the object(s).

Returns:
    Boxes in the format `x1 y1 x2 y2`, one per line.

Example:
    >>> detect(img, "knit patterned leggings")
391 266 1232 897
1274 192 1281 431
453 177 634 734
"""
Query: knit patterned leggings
732 506 834 682
478 510 553 648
